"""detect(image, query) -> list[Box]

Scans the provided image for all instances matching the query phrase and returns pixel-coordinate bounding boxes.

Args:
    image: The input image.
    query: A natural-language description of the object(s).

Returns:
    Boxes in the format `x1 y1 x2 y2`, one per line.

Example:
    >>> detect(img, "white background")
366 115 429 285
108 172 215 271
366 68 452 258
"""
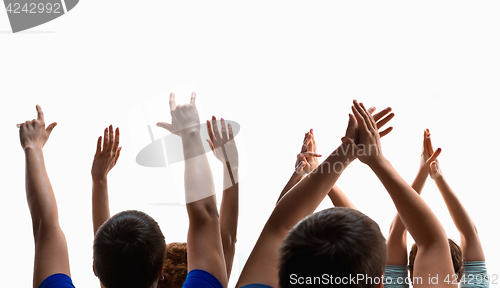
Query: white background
0 1 498 287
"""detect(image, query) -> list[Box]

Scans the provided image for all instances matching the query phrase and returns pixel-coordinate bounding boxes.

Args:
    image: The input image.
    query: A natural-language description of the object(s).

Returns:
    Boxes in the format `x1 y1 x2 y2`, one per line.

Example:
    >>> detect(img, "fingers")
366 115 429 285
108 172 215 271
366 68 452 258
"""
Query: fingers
308 129 316 153
351 102 369 133
190 91 196 105
426 129 435 155
379 127 394 138
45 122 57 135
430 161 439 174
211 116 221 141
376 112 395 130
358 101 377 131
427 147 442 164
367 106 376 114
112 127 120 153
108 125 114 152
96 136 102 154
206 139 215 151
295 161 306 174
221 118 228 141
103 127 109 151
301 132 312 153
115 147 122 162
372 107 392 122
300 152 322 158
206 120 215 146
228 123 234 141
156 122 173 133
36 104 44 122
169 92 176 112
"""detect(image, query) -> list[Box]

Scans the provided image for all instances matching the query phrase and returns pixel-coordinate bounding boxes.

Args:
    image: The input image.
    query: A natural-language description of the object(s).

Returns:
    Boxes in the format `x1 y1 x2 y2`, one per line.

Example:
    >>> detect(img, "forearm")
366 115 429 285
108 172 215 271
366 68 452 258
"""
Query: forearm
220 169 239 241
276 172 303 205
182 132 217 213
369 157 448 248
25 147 59 234
219 169 239 277
387 167 428 264
327 185 356 209
268 143 353 234
92 178 111 235
434 176 477 238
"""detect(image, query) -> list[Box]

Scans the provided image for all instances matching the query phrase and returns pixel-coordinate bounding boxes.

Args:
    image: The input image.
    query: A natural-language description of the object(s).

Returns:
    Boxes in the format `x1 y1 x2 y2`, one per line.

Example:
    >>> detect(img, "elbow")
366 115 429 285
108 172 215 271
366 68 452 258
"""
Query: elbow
188 201 220 225
222 233 237 251
187 195 219 221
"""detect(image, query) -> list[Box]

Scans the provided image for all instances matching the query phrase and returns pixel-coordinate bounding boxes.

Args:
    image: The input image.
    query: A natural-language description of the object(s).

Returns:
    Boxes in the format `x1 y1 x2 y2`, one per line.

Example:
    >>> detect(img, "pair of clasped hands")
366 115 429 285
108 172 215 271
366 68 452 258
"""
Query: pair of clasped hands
294 101 395 176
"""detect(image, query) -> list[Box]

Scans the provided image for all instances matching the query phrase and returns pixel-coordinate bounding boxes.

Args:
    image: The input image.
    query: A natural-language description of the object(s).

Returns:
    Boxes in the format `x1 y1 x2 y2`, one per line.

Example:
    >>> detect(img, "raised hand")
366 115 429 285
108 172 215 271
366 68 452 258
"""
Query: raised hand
206 117 238 168
206 116 239 188
419 129 442 175
157 92 200 137
18 105 57 150
91 125 122 181
295 129 322 176
341 100 386 165
344 106 394 145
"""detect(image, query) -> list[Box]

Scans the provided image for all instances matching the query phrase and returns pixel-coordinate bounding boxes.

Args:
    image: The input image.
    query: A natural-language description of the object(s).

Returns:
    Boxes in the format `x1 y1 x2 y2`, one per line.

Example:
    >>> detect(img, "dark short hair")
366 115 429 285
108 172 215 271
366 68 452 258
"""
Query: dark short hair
158 242 188 288
279 207 387 288
408 239 463 280
93 210 166 288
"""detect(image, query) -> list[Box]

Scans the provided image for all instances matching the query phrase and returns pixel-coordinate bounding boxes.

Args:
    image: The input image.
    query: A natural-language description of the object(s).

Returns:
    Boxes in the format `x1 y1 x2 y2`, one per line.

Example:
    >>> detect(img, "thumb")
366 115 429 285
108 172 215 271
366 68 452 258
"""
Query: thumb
295 161 305 174
341 136 359 150
341 136 360 156
430 161 438 173
46 122 57 135
156 122 174 133
206 139 215 151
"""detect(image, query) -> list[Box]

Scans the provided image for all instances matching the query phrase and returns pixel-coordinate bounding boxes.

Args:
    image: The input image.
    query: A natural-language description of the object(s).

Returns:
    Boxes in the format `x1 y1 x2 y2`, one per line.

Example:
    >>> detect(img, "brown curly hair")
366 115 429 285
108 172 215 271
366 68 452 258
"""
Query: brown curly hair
157 242 188 288
408 239 463 280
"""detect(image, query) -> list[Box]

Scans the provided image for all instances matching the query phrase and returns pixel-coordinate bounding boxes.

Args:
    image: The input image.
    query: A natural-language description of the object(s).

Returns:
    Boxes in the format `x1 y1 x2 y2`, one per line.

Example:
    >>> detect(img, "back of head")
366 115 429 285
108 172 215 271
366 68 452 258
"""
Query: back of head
408 239 463 280
93 210 166 288
158 242 188 288
279 207 387 288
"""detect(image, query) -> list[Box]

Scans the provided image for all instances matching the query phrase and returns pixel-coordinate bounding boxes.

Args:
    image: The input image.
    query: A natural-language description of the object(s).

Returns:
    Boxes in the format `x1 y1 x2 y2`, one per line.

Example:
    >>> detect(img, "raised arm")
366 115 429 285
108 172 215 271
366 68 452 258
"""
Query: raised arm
327 185 356 209
429 144 485 262
386 129 441 265
91 125 122 235
278 107 394 206
236 105 394 288
206 117 239 278
343 100 456 288
19 105 70 288
157 92 228 287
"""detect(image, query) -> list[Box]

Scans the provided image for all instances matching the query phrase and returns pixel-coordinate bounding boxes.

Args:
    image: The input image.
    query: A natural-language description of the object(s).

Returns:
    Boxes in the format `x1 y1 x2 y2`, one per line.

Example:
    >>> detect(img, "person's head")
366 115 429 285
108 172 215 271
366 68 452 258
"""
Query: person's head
279 207 387 288
408 239 463 281
157 242 188 288
93 210 166 288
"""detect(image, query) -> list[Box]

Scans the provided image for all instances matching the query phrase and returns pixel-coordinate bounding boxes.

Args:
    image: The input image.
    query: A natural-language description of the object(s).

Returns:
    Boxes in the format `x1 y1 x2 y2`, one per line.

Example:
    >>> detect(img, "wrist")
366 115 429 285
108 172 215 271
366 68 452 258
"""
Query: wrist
291 170 305 180
415 167 429 180
23 145 43 154
323 143 356 173
92 176 108 185
180 128 201 140
366 155 390 172
433 174 445 183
